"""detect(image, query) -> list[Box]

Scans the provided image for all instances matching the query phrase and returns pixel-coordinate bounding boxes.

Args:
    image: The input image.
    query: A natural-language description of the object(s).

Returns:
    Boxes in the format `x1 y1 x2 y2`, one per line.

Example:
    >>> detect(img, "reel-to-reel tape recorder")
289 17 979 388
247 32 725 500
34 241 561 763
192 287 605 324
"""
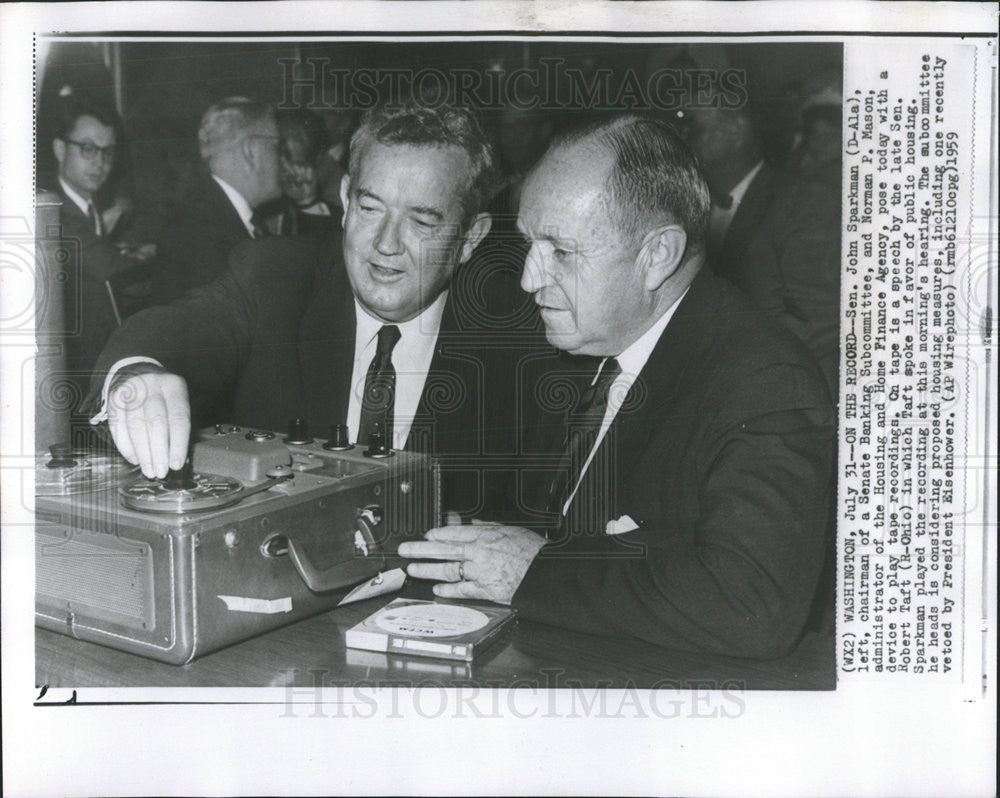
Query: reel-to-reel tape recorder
35 423 439 664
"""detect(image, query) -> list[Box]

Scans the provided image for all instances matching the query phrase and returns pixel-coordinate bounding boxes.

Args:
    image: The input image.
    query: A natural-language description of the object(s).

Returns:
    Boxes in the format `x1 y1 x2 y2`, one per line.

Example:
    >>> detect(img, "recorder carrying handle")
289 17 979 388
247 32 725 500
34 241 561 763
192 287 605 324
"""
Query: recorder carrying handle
285 515 383 593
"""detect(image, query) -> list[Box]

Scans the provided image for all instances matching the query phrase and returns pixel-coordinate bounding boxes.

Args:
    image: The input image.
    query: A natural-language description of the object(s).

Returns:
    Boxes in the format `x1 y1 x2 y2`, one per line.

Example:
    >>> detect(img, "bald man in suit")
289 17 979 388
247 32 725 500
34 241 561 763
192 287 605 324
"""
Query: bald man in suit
401 116 835 659
154 97 283 304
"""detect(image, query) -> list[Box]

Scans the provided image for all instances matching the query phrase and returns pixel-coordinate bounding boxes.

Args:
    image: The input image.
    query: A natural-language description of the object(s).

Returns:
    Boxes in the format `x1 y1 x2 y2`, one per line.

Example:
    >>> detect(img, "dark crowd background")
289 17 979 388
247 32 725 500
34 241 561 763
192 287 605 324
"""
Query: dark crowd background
35 39 843 441
36 39 842 248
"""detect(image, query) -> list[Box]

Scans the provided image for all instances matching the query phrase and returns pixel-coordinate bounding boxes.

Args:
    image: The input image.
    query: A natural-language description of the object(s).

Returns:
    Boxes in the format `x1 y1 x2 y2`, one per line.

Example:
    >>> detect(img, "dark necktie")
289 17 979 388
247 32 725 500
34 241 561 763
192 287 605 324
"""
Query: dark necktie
358 325 401 446
88 201 104 237
547 357 623 520
250 212 270 240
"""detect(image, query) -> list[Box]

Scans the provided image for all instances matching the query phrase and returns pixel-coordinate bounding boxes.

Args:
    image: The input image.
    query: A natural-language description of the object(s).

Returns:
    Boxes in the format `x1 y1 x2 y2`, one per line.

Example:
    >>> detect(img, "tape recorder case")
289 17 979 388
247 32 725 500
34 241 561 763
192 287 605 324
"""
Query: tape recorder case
35 424 440 664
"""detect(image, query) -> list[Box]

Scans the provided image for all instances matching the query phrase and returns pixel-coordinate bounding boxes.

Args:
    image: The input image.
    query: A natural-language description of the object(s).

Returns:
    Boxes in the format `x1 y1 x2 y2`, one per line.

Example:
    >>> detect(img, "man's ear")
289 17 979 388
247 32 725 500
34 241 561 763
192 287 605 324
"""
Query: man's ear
458 212 492 264
339 174 351 225
637 224 688 291
239 136 258 173
53 138 66 168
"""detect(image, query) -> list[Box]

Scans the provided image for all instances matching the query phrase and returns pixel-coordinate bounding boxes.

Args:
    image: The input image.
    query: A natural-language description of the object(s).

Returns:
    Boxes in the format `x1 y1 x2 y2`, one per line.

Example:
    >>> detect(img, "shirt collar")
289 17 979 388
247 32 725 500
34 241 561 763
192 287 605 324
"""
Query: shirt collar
211 174 256 236
59 177 91 217
354 289 450 348
610 285 691 380
726 160 765 209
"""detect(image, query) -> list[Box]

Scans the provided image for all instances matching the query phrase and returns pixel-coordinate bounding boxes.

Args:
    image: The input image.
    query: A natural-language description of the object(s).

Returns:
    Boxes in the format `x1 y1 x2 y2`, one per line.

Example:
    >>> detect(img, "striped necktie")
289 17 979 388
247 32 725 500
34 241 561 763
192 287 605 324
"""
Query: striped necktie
358 325 402 447
547 357 623 521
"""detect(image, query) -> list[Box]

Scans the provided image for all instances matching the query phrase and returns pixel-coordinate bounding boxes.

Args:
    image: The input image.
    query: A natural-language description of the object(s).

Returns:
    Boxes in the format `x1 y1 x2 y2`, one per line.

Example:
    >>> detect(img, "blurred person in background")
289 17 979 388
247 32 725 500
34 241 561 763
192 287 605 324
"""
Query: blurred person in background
679 74 841 400
49 94 135 412
153 97 282 303
263 108 337 238
788 67 843 187
315 109 356 213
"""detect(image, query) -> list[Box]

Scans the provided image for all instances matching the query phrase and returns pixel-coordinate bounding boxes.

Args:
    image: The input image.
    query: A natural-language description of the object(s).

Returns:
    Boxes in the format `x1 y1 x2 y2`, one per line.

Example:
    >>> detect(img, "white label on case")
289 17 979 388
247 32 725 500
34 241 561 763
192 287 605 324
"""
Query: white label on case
217 595 293 614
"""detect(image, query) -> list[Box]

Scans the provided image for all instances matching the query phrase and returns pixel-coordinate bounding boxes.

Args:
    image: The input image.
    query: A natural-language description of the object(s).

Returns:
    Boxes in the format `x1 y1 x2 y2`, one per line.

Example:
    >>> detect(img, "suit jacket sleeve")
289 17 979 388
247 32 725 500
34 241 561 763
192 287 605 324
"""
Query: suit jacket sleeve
512 356 835 660
58 202 134 380
91 240 267 416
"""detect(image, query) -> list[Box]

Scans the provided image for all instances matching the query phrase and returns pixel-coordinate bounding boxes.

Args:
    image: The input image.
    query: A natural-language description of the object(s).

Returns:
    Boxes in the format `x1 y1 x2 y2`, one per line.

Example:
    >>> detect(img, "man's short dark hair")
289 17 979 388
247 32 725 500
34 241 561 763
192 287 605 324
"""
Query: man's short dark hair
347 100 500 221
551 114 711 247
52 94 119 142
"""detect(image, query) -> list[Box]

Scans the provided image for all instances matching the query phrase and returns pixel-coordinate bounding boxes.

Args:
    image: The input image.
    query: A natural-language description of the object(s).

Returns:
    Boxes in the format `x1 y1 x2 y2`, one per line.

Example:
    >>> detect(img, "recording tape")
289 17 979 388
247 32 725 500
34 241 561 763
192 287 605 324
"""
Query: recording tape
35 450 138 496
374 602 490 638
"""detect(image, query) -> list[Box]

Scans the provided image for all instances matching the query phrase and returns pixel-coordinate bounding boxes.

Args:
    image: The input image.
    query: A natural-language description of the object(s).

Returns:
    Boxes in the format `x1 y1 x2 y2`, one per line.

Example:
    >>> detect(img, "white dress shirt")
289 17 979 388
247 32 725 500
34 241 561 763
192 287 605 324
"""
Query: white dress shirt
299 200 331 216
562 287 690 515
90 291 448 434
59 177 101 235
59 177 90 217
347 292 448 450
92 293 450 437
212 174 256 237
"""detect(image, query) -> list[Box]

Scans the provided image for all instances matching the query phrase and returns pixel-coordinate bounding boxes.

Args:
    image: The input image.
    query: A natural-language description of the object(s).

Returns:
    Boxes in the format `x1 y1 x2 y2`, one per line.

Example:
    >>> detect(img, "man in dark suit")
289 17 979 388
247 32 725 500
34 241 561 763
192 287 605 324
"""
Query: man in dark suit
682 101 841 399
91 101 527 517
49 96 132 405
153 97 282 304
400 115 836 659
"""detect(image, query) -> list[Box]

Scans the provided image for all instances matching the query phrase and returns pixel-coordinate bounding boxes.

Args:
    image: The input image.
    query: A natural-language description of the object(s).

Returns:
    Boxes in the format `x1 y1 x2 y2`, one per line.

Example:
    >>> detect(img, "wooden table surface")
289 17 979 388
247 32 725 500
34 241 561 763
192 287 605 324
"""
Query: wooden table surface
36 585 835 691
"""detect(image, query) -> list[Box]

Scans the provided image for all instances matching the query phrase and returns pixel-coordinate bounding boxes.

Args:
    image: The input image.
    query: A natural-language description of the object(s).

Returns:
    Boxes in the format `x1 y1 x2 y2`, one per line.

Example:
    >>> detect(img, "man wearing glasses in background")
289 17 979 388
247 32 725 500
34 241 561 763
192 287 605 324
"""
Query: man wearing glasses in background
50 94 133 412
153 96 283 304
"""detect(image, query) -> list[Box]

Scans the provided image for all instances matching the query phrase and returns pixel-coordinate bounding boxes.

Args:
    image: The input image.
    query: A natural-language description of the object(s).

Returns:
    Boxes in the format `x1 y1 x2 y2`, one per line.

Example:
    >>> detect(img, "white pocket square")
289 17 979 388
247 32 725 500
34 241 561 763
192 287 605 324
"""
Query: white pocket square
605 514 639 535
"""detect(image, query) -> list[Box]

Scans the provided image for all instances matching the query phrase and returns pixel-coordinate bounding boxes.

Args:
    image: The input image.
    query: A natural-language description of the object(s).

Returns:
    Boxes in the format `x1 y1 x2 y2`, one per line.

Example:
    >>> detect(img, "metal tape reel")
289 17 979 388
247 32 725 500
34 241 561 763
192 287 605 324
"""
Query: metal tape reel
119 472 245 514
36 451 139 496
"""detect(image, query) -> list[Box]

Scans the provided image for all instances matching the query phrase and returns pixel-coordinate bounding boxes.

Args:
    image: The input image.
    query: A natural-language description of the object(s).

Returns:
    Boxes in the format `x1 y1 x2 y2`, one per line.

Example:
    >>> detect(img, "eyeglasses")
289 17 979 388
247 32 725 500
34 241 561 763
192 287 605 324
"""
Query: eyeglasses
64 139 117 163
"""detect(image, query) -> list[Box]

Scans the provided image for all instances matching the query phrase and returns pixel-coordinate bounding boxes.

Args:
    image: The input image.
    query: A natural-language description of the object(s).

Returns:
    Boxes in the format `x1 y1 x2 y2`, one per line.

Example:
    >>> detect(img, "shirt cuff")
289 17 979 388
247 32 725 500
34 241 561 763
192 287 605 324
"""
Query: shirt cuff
88 356 164 425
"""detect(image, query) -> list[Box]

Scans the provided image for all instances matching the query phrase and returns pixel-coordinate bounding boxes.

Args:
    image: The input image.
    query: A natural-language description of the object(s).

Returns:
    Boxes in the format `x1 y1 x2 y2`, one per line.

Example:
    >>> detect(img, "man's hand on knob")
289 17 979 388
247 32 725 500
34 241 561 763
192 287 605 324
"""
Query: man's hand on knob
107 365 191 479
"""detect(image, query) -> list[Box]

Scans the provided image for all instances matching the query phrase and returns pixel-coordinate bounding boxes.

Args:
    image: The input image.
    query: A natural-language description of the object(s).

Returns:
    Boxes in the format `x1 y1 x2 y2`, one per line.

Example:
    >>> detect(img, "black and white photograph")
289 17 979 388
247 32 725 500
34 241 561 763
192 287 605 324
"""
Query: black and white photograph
1 3 996 796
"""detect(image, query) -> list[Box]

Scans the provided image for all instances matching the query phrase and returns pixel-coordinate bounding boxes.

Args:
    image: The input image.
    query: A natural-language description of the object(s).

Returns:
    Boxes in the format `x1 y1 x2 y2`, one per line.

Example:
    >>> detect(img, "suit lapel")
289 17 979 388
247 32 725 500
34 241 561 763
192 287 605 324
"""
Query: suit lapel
413 299 448 426
299 277 468 453
561 269 720 523
57 188 96 239
718 165 776 282
202 173 253 241
409 290 469 453
298 244 356 428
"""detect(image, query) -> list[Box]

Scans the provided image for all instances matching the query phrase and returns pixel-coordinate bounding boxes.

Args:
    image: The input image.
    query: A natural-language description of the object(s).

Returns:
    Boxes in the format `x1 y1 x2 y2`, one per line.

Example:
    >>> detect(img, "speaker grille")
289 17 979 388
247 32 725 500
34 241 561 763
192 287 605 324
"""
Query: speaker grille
36 529 155 630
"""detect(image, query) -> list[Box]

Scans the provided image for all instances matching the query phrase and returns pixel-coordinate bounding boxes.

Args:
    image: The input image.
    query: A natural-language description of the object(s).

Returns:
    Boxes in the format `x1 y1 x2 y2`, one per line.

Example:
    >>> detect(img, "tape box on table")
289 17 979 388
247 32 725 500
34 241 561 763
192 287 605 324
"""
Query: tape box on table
35 424 440 664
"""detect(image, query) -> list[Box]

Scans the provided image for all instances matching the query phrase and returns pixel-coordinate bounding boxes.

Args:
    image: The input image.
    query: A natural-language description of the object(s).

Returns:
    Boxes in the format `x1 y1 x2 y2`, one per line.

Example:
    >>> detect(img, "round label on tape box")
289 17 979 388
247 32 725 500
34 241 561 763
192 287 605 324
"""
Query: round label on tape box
375 603 490 638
